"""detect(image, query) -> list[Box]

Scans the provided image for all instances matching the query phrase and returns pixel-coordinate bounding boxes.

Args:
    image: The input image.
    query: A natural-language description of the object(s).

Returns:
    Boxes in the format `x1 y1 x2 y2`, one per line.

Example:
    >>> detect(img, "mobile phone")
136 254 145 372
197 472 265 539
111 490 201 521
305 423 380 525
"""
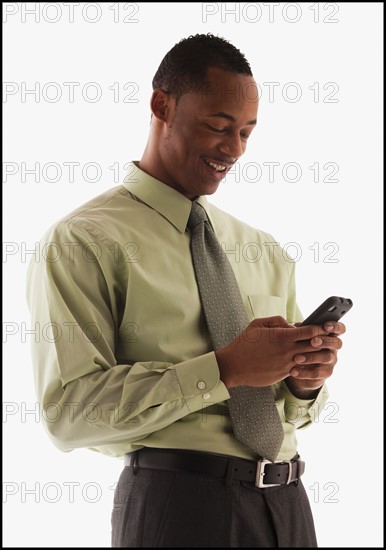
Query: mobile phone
300 296 353 326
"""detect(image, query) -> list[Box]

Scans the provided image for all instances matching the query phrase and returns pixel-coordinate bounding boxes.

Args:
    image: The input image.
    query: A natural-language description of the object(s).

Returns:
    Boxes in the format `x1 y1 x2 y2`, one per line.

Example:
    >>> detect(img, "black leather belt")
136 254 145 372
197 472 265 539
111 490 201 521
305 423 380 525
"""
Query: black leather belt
124 448 305 488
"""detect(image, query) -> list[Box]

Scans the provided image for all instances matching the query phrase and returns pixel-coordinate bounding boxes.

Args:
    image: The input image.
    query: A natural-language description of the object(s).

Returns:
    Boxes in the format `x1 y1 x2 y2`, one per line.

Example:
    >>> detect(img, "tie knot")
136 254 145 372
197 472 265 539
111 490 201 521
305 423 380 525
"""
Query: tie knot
187 201 209 230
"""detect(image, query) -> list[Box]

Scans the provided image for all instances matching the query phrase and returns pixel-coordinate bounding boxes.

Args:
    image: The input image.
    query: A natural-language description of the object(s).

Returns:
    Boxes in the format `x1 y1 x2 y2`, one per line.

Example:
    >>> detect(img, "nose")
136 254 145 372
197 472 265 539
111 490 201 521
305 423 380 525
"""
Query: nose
218 131 245 159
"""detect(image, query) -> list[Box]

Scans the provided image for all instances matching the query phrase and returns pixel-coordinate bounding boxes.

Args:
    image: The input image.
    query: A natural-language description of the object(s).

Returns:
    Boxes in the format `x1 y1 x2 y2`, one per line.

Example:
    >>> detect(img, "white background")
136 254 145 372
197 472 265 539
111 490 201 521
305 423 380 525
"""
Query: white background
3 2 383 547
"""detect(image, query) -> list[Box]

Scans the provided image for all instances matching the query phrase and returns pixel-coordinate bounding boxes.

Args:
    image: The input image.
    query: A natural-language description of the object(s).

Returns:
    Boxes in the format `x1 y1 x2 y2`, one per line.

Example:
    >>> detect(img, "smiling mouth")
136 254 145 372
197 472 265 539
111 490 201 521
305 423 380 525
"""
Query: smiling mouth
202 158 229 172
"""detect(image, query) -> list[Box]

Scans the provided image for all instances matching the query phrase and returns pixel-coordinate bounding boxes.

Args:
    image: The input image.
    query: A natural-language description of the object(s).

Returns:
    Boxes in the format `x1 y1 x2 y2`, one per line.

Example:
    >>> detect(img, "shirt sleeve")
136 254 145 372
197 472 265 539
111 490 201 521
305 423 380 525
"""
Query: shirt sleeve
26 221 230 453
280 380 329 429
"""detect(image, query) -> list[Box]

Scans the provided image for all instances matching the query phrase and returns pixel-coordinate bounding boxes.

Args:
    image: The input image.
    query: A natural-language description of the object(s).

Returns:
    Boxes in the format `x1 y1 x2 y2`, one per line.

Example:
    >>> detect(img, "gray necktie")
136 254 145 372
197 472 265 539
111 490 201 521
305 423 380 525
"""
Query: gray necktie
187 201 284 462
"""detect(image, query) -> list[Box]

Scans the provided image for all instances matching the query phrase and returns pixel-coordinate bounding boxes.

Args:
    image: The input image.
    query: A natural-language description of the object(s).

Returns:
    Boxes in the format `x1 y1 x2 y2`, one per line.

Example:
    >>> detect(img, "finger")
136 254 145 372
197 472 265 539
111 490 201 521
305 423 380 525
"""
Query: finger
250 316 292 329
309 335 343 350
290 364 334 381
285 324 331 342
323 321 346 335
293 350 336 366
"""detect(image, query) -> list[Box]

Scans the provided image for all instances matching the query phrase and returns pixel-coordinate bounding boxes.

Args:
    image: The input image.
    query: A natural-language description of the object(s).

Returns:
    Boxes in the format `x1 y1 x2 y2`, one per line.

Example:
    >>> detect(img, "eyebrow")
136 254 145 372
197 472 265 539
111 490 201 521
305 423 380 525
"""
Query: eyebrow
208 112 257 126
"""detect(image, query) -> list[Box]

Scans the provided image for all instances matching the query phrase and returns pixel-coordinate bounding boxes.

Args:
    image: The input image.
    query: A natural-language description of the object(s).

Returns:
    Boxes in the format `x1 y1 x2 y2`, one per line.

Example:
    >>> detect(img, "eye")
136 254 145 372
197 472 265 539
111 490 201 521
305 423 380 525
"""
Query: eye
206 124 226 133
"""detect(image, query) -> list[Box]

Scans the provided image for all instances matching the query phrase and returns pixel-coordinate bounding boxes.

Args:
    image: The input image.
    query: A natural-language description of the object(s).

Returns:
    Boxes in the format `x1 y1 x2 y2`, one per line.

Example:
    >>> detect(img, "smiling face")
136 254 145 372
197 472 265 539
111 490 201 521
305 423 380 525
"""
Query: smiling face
144 67 258 199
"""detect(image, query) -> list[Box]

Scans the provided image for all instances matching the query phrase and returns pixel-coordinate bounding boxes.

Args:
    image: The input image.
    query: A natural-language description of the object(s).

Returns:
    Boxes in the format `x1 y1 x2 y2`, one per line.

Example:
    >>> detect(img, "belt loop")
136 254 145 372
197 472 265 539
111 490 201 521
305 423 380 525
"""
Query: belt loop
131 450 139 475
224 457 235 487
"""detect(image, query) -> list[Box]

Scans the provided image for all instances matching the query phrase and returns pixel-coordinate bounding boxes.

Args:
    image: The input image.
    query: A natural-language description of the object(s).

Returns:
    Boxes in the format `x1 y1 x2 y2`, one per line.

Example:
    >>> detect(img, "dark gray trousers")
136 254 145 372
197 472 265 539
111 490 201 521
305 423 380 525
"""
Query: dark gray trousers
111 464 318 547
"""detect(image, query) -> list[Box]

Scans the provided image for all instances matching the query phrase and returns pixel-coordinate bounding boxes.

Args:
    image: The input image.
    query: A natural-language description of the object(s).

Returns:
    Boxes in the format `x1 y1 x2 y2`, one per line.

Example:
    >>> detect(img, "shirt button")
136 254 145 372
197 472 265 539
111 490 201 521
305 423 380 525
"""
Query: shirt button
203 393 211 400
197 381 206 390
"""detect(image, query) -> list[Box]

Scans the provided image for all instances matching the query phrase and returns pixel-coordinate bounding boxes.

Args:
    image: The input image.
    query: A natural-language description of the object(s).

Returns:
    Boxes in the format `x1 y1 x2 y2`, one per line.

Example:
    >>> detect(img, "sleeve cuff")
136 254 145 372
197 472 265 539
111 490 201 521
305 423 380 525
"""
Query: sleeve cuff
174 351 230 413
282 381 329 429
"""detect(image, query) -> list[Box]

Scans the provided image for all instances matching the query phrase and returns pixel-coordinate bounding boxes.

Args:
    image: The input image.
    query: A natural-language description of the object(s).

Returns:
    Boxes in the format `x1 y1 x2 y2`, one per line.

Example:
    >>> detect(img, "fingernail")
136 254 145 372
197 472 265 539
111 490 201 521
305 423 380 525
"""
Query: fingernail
295 355 306 363
325 323 334 331
292 369 300 377
313 337 323 346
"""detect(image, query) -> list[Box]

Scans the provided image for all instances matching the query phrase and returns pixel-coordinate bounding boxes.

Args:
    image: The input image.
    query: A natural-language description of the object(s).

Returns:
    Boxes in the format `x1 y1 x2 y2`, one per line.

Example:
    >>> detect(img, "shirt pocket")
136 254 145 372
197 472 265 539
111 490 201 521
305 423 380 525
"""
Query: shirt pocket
246 294 287 320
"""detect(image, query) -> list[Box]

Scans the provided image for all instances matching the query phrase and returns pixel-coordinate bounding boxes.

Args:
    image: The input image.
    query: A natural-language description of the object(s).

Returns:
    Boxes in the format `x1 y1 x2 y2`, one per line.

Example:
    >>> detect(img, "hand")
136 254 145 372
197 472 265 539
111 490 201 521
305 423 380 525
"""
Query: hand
215 316 338 389
285 321 346 398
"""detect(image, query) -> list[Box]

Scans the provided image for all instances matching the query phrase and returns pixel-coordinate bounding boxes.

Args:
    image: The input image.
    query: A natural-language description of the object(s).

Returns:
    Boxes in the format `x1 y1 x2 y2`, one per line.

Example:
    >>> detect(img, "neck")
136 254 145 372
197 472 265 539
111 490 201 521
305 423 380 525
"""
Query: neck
138 141 165 183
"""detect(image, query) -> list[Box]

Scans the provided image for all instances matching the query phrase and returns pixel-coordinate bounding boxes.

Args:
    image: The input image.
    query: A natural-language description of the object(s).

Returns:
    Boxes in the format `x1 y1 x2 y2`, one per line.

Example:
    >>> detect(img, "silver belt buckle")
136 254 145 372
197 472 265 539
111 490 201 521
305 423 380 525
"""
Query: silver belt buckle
255 459 293 488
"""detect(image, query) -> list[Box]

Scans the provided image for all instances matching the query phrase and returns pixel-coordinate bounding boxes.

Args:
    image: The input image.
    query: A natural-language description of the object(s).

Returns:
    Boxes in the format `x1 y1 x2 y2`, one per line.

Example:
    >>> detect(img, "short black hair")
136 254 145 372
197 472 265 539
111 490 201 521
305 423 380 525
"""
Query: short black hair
152 33 253 103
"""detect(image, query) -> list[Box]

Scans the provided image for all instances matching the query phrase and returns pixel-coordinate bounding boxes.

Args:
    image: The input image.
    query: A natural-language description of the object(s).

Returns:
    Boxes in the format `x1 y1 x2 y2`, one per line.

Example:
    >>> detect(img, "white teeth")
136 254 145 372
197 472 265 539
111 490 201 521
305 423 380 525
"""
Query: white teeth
205 159 226 171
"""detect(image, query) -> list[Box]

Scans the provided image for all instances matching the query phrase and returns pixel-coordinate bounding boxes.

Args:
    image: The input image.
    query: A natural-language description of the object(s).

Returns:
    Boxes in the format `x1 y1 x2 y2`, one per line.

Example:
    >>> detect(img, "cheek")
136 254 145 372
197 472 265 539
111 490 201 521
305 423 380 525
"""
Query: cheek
168 119 219 159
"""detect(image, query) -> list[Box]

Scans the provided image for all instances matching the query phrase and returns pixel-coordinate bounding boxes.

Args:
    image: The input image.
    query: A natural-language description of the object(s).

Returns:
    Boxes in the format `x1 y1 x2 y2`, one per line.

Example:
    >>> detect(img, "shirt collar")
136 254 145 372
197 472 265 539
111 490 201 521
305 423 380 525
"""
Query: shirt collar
121 162 217 234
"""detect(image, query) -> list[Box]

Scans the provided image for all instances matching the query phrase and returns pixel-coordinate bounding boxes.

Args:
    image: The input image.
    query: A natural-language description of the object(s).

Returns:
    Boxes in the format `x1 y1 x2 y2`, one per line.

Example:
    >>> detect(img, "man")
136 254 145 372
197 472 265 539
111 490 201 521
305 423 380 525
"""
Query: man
26 34 345 547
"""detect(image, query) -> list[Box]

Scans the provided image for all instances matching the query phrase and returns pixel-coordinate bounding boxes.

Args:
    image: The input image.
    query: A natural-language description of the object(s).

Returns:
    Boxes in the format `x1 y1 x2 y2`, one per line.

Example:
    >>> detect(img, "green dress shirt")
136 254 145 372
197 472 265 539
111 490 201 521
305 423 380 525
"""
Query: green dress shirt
26 161 328 461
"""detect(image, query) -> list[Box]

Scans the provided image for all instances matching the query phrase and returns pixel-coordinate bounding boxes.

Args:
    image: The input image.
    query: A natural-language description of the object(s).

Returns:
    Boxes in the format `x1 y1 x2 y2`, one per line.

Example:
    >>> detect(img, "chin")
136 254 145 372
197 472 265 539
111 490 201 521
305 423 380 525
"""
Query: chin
196 180 221 196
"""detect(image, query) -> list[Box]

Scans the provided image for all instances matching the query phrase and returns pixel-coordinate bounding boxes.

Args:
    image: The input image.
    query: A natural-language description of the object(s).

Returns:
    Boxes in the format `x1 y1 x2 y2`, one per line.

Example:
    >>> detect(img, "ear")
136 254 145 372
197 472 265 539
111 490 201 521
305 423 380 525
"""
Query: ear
150 89 173 122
